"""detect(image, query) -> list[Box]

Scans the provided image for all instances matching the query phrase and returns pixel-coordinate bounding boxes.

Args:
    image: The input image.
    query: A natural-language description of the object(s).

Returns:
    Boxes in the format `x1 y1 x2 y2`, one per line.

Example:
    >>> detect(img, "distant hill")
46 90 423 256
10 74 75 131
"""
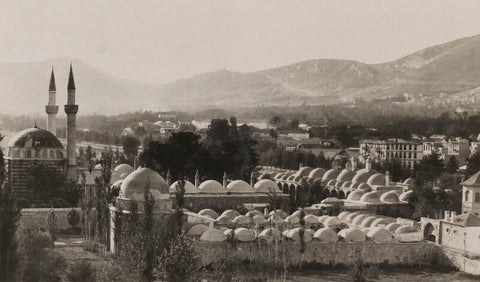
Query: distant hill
2 35 480 115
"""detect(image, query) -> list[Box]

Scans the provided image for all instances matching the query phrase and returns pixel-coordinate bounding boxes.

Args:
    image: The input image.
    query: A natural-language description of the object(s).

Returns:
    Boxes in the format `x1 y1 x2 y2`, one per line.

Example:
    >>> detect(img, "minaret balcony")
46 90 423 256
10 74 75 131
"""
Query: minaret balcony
64 105 79 114
45 105 59 114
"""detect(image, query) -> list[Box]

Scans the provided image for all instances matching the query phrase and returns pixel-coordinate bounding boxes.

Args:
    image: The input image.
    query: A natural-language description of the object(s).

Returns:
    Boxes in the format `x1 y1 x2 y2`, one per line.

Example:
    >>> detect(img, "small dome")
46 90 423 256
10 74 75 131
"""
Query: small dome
321 197 343 204
308 168 327 179
360 216 378 228
281 172 294 180
395 225 415 234
355 168 378 175
234 228 256 242
286 174 296 181
326 180 337 187
351 171 373 184
254 179 282 193
359 191 382 204
304 214 320 224
324 216 341 226
385 222 401 233
200 228 227 242
367 227 393 242
357 183 372 191
338 211 351 222
318 215 329 223
352 214 370 226
284 228 313 242
245 210 263 217
114 164 134 175
198 209 218 219
314 227 339 242
371 217 394 228
94 164 103 170
367 173 386 186
215 215 233 225
342 181 352 188
268 209 288 219
187 224 209 236
169 180 199 194
345 212 363 224
198 180 226 194
291 210 302 218
399 190 414 202
118 168 169 201
349 182 360 189
226 180 255 193
403 178 414 185
296 166 313 177
336 170 356 182
284 215 300 225
233 215 252 225
293 175 303 182
338 227 366 242
322 169 341 181
347 190 364 201
380 191 400 203
273 173 284 180
258 228 281 242
335 181 345 188
221 209 240 219
120 173 129 179
7 127 63 149
267 215 285 226
252 215 267 225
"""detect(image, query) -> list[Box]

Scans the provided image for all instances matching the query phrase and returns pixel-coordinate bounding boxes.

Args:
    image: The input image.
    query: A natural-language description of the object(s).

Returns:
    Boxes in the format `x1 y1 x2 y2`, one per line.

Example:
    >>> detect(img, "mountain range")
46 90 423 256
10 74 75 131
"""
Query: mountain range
1 34 480 115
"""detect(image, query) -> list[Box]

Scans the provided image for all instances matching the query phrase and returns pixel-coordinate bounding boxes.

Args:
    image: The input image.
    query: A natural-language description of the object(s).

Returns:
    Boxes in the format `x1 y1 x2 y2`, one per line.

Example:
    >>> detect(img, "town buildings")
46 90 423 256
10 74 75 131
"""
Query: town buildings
359 139 423 169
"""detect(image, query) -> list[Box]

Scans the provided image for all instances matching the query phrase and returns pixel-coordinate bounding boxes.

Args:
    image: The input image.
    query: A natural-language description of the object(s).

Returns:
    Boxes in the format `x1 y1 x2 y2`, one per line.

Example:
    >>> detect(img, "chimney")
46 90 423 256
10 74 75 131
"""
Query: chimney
366 158 372 172
385 171 390 186
351 157 357 171
444 210 450 221
195 169 200 188
299 162 303 169
450 211 456 222
250 171 255 186
223 171 228 188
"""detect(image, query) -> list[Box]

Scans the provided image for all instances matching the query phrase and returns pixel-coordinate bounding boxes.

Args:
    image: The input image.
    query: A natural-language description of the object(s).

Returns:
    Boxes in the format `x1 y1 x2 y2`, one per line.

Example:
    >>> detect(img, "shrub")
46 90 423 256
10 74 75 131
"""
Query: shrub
66 261 95 282
156 232 198 281
67 209 81 228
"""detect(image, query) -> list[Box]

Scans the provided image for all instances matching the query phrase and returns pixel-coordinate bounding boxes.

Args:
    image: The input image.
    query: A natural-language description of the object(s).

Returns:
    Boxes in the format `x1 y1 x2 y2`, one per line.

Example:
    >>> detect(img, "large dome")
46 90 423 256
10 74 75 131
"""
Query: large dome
226 180 255 193
322 169 340 181
254 179 282 193
119 168 169 201
198 180 225 194
308 168 326 179
7 128 63 149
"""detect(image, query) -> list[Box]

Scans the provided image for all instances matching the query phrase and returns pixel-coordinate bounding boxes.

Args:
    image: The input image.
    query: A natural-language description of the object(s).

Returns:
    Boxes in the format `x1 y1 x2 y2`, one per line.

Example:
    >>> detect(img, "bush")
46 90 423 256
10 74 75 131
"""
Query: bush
156 232 198 281
67 209 81 228
66 261 96 282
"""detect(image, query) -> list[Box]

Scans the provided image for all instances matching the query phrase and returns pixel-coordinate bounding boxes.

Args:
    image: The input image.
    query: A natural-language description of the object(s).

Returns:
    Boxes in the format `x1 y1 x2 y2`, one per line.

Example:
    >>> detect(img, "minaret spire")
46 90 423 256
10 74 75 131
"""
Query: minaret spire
65 64 79 181
45 67 58 135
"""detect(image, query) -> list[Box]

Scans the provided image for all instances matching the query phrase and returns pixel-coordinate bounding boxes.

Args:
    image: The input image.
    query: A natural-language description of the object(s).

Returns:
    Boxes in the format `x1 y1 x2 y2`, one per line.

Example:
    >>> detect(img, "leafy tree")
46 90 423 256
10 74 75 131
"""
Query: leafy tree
445 156 459 174
66 261 95 282
0 182 21 281
121 135 141 159
156 232 198 282
465 152 480 178
67 209 81 228
414 153 444 185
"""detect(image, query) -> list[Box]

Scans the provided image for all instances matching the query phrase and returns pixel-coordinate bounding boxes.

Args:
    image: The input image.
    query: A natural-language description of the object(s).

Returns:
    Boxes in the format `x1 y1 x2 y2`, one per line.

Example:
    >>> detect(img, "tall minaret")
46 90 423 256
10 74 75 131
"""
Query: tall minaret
65 64 78 180
45 68 58 135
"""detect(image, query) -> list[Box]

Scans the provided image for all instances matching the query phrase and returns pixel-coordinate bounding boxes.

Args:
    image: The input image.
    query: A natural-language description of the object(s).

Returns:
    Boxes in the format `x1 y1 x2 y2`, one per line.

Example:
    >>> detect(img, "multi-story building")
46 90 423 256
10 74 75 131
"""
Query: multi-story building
359 139 423 169
423 137 470 166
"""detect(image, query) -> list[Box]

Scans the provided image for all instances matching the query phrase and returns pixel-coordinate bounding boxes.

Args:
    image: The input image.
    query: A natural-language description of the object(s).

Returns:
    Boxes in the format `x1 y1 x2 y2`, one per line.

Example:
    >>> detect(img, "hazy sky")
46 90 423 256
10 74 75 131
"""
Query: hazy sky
1 0 480 84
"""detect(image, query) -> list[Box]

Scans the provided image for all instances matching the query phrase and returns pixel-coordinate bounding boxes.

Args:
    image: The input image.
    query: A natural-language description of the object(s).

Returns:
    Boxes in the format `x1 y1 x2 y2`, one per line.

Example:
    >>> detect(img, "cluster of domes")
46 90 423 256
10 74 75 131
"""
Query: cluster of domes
169 179 282 195
185 207 416 243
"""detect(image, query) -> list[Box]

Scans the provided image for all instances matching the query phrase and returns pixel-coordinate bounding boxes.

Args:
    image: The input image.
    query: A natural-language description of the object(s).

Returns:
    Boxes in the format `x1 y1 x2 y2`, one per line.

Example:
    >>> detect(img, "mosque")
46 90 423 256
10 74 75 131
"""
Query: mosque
3 65 79 205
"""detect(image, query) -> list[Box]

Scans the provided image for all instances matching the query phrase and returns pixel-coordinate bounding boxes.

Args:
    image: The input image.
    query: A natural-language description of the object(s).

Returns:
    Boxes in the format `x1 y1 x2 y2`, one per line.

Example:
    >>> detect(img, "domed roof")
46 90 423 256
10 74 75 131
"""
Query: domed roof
286 174 296 181
335 181 345 188
94 164 103 169
252 215 268 225
118 167 169 201
355 168 378 175
326 180 337 187
233 215 252 225
198 180 226 194
254 179 282 193
293 175 304 182
284 215 300 225
169 180 199 194
322 169 341 181
269 209 288 219
357 183 372 191
371 217 394 228
296 166 313 177
324 216 341 226
245 210 263 217
304 214 320 225
200 228 227 242
114 164 134 175
351 171 373 184
367 173 386 186
338 227 366 242
349 182 360 189
338 211 351 221
342 181 352 188
345 212 362 224
215 215 233 225
284 227 313 242
198 208 218 219
273 173 284 180
258 228 281 242
314 227 339 242
367 227 393 242
395 225 415 234
352 214 370 226
359 191 382 204
336 170 356 182
308 168 327 179
187 224 209 236
347 190 364 201
360 216 378 228
226 180 255 193
7 127 63 149
221 209 240 219
281 172 294 180
403 177 414 185
399 190 414 202
380 191 400 203
234 228 256 242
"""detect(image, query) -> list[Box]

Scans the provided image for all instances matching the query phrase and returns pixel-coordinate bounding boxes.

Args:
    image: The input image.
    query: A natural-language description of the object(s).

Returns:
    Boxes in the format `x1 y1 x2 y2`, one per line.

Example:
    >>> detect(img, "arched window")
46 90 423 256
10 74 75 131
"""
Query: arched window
465 190 470 202
476 192 480 203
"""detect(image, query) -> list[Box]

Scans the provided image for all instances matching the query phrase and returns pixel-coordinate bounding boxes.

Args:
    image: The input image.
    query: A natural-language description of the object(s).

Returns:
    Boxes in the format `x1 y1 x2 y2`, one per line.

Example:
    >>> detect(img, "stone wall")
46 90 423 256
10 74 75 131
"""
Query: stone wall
195 240 451 268
20 208 81 231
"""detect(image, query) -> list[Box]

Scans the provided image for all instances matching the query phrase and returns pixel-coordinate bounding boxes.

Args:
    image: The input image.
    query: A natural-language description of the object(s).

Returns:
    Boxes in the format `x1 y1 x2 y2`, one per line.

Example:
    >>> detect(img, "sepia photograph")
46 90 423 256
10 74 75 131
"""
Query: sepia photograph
2 0 480 281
